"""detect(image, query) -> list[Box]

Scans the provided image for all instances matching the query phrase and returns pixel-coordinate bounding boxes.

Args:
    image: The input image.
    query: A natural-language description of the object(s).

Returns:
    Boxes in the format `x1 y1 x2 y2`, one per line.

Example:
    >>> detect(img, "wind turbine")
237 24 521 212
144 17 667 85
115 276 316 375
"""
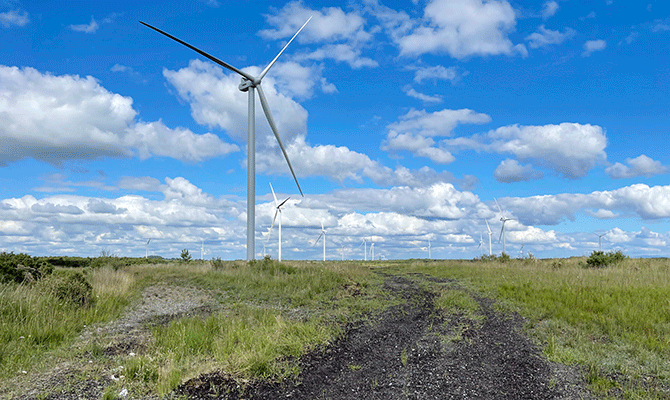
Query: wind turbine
313 221 326 261
140 17 311 261
495 198 512 255
485 220 493 256
370 242 375 261
478 234 484 256
359 238 368 261
268 183 290 262
145 239 151 259
594 233 606 251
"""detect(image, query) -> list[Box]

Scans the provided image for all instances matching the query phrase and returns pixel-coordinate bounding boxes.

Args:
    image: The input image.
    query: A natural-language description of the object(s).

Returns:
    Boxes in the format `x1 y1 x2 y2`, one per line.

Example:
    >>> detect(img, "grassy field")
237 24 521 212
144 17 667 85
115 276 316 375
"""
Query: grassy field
1 255 669 399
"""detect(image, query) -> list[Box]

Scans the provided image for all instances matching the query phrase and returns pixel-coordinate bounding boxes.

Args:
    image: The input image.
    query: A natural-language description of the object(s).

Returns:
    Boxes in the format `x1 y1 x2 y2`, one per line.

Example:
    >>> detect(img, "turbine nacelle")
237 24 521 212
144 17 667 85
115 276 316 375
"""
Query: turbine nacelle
238 77 254 92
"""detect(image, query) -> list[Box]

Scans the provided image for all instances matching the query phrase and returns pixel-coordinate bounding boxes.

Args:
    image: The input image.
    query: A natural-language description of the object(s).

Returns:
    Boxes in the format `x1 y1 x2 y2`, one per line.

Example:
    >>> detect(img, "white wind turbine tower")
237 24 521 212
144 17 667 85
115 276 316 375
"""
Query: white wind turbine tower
370 242 375 261
359 238 368 261
485 220 493 256
313 221 326 261
594 233 606 251
145 239 151 259
495 198 513 255
140 17 311 261
268 183 290 262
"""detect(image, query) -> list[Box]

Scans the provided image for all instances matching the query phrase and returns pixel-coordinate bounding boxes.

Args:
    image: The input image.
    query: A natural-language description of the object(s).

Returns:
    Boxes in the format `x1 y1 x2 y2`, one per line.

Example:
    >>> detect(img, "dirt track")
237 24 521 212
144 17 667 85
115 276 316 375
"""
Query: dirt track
176 274 593 399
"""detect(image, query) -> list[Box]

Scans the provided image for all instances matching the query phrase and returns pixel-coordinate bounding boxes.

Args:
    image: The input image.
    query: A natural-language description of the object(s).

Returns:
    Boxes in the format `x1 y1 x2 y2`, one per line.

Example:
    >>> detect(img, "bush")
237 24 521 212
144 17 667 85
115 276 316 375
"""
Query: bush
0 252 53 284
498 252 511 263
211 256 225 270
180 249 192 262
55 272 93 307
585 250 627 269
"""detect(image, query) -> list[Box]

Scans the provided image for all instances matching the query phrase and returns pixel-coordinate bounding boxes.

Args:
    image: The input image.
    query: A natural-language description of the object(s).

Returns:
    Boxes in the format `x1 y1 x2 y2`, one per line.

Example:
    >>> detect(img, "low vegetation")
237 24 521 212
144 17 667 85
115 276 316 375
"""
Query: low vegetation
2 253 670 399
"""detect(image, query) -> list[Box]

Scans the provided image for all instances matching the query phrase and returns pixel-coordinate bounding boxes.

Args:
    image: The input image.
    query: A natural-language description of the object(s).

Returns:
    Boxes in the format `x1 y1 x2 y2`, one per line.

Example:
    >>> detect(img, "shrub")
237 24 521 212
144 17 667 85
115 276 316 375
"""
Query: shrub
0 252 53 284
498 252 511 263
55 272 93 307
180 249 192 262
585 250 627 269
211 256 225 270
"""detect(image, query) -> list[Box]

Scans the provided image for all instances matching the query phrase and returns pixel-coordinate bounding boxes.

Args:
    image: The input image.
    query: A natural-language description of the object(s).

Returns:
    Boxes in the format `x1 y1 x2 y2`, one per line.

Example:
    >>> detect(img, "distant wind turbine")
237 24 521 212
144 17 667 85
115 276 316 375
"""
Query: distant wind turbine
594 233 606 251
495 198 513 255
428 239 431 259
145 239 151 259
485 220 493 256
370 242 375 261
268 183 290 262
478 234 484 256
140 17 311 261
313 221 326 261
359 238 368 261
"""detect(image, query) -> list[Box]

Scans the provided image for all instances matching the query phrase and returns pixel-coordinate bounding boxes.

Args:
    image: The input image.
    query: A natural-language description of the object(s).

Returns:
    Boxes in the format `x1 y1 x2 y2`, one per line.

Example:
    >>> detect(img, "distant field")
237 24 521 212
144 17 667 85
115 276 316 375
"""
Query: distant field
1 255 669 399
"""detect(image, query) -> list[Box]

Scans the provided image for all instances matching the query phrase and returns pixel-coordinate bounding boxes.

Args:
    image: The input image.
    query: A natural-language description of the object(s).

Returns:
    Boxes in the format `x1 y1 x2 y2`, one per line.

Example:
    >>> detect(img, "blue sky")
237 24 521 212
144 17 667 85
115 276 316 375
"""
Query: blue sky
1 0 669 260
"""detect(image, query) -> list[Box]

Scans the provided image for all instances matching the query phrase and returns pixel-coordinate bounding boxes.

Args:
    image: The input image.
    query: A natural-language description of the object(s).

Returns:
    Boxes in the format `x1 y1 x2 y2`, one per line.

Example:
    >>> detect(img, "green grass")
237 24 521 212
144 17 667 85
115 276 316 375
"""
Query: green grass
0 267 134 380
404 257 670 398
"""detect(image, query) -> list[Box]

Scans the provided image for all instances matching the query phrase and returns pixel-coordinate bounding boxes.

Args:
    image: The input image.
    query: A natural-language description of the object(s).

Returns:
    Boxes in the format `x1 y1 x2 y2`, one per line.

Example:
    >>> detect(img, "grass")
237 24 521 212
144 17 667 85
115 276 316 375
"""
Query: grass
5 256 670 399
405 257 670 398
0 267 134 380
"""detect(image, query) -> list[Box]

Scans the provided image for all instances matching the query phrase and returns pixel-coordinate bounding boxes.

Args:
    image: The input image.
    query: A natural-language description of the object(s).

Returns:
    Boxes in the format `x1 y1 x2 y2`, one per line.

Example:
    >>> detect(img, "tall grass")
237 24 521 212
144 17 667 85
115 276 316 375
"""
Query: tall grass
0 267 134 379
406 257 670 398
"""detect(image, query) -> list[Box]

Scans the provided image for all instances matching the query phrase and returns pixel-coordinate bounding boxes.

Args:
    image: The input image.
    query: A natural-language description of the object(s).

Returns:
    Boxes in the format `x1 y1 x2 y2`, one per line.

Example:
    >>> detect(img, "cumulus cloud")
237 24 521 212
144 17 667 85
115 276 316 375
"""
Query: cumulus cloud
0 66 236 166
0 10 29 28
605 155 668 179
403 86 443 103
383 108 490 163
493 159 544 183
541 1 559 19
447 123 607 179
70 16 99 33
396 0 526 59
259 1 376 69
163 60 309 144
582 39 606 56
525 25 575 48
411 65 460 84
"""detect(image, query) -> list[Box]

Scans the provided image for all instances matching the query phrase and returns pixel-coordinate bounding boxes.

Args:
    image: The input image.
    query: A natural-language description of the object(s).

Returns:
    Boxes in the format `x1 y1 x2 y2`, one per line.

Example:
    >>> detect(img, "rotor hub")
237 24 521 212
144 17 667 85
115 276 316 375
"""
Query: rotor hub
238 77 254 92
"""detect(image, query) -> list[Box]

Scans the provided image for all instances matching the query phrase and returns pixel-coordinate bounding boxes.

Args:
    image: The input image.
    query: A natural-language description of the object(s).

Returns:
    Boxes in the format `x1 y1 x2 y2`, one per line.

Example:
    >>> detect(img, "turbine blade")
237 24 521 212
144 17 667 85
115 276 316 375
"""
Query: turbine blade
278 197 290 208
269 209 279 237
257 84 303 196
314 232 323 245
485 219 491 234
269 182 278 204
499 220 506 242
321 220 324 231
139 21 255 82
258 16 312 81
494 197 504 216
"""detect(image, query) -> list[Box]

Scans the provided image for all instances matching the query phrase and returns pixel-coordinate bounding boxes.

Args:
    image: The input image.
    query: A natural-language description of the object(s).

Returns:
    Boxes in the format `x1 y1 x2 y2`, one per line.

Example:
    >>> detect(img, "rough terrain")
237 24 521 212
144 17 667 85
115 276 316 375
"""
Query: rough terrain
12 273 593 399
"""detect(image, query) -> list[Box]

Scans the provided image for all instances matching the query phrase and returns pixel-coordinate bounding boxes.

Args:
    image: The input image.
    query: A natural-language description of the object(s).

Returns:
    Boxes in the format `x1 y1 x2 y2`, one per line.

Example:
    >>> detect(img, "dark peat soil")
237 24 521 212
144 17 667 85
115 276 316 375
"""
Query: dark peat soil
176 274 590 399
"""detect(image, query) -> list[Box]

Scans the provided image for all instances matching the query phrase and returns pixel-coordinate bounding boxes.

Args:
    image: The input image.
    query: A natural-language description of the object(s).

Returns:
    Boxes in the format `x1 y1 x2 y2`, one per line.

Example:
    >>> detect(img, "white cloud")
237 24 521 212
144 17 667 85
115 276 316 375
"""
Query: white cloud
403 86 443 103
0 10 29 28
127 121 239 162
652 23 670 32
525 25 575 49
396 0 524 59
0 65 236 166
383 108 490 163
70 17 99 34
163 60 309 144
411 65 459 84
605 155 668 179
542 1 559 19
493 159 544 183
259 1 370 44
298 44 378 69
447 123 608 179
582 39 606 57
